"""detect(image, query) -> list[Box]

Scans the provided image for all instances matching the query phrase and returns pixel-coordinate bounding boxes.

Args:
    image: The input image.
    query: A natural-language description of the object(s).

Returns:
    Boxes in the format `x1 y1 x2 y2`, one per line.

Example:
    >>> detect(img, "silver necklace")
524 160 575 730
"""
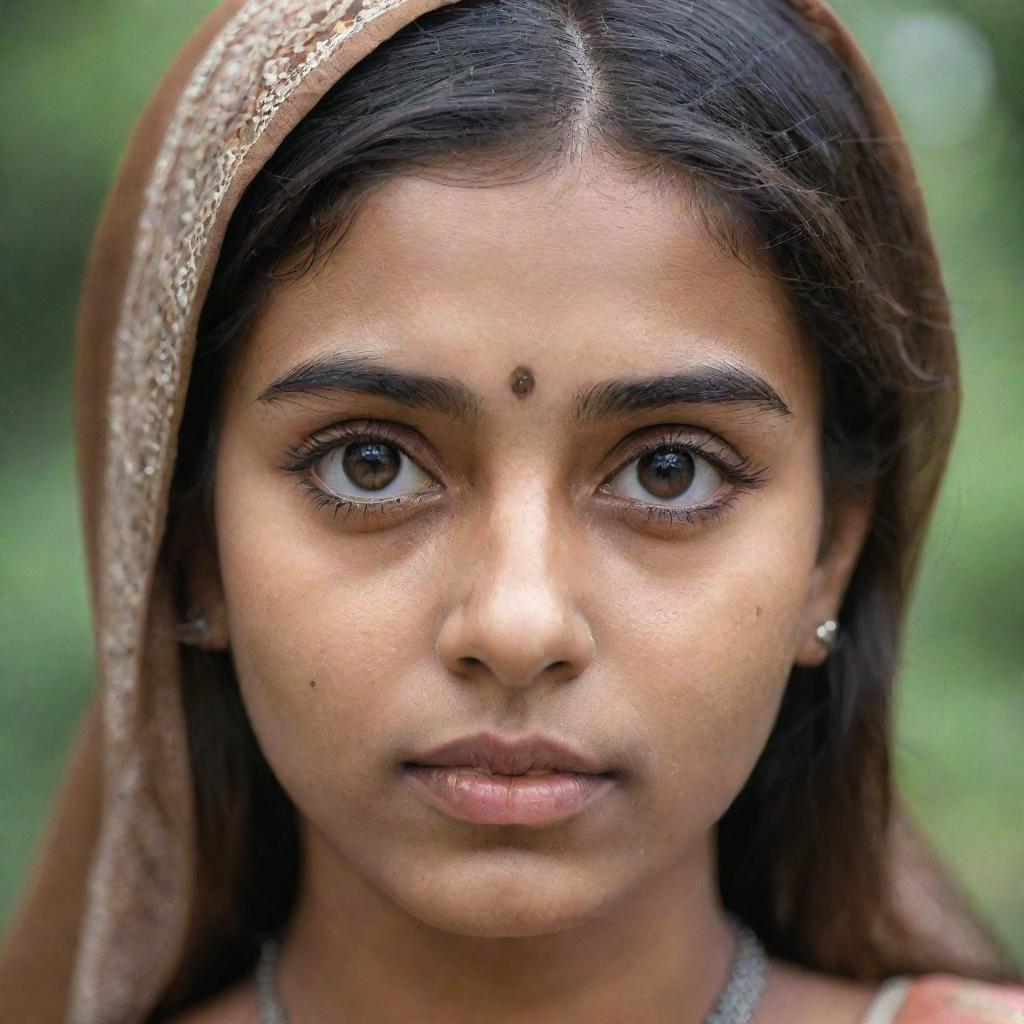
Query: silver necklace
703 918 768 1024
256 915 766 1023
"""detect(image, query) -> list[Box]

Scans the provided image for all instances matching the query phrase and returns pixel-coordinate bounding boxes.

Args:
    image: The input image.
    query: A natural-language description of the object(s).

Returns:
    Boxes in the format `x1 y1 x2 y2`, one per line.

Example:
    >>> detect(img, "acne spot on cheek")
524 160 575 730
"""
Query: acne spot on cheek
309 679 317 690
509 365 535 398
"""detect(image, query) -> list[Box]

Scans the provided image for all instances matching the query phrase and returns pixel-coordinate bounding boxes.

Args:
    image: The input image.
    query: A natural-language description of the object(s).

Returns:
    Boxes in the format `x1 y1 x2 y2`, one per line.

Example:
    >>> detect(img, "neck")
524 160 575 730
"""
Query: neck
276 826 737 1024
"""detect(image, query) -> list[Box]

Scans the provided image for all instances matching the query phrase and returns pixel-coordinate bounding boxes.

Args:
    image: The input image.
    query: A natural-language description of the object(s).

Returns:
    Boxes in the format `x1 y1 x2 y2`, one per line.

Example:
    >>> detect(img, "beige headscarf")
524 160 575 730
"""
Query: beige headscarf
0 1 1014 1021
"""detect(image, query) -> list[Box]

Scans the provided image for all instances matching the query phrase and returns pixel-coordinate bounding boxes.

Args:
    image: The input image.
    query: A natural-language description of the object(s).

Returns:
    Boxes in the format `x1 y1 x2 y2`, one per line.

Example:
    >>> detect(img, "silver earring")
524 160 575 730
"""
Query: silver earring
815 618 839 651
176 604 211 646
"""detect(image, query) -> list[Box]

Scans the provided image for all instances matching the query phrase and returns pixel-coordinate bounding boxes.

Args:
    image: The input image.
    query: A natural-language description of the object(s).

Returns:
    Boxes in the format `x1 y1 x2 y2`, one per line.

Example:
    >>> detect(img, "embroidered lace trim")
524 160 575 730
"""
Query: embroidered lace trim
72 2 417 1021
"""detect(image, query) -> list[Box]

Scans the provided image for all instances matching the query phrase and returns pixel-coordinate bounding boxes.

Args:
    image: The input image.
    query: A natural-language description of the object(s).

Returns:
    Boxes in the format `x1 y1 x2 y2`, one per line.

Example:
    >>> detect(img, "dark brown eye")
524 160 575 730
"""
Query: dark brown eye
342 442 401 491
635 446 695 500
604 443 723 507
315 437 434 502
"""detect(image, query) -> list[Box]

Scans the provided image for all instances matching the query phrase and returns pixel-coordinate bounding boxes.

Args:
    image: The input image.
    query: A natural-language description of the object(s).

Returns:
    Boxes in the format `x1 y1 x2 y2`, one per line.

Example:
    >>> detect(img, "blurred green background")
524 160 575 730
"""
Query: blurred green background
2 0 1021 965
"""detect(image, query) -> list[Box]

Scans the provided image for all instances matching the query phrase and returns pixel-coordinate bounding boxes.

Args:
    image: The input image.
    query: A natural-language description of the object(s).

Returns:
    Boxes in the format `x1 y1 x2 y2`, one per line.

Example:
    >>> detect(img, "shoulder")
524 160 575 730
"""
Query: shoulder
160 977 257 1024
760 960 1024 1024
760 958 881 1023
886 974 1024 1023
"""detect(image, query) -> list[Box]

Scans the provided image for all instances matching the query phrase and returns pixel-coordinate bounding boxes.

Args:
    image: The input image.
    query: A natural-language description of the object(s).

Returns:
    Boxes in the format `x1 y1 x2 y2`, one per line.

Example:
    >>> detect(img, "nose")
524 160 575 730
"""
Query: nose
435 485 595 690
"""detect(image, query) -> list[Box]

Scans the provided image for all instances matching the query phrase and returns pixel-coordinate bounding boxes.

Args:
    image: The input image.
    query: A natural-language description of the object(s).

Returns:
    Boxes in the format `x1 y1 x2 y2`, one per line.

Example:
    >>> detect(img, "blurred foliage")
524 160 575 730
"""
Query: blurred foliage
1 0 1021 964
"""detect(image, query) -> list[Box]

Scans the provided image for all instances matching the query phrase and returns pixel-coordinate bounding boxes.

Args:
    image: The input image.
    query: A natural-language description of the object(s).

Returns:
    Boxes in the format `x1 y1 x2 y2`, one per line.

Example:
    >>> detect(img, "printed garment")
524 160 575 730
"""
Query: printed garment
865 975 1024 1024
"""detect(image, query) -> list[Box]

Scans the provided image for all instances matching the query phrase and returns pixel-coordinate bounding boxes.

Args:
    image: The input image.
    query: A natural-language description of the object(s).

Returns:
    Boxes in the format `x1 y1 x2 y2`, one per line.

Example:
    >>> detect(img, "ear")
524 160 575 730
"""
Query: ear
793 480 876 668
178 515 231 652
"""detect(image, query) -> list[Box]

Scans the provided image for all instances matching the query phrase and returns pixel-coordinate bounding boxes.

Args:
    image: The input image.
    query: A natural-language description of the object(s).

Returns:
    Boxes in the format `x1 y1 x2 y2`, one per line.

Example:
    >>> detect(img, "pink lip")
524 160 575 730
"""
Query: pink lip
402 730 617 826
402 766 616 826
408 729 608 775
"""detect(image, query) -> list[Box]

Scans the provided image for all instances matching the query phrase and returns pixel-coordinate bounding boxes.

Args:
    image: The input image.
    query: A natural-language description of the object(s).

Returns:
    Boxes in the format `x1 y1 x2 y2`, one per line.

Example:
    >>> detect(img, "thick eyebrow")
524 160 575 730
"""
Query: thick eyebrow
256 353 482 426
255 353 790 424
572 361 791 422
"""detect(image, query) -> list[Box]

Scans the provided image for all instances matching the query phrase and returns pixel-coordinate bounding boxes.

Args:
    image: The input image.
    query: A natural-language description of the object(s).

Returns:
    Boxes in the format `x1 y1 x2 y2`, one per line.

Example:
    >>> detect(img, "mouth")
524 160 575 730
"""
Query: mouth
401 764 617 827
406 729 611 776
403 763 615 777
401 730 618 825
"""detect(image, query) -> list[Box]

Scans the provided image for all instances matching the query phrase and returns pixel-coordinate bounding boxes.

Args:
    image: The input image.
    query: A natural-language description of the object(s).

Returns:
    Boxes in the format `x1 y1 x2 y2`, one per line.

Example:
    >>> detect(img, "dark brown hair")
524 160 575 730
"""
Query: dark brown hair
156 0 1016 1014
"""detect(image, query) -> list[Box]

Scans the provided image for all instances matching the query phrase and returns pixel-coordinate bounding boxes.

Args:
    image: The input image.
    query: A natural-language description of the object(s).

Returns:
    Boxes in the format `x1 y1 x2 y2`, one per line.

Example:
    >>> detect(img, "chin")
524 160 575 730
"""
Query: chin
380 851 622 938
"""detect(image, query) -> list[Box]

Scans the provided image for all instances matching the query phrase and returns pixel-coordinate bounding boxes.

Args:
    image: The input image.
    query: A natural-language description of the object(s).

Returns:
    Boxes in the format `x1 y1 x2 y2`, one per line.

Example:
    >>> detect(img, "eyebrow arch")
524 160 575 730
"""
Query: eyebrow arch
255 353 791 424
256 352 482 426
572 361 791 421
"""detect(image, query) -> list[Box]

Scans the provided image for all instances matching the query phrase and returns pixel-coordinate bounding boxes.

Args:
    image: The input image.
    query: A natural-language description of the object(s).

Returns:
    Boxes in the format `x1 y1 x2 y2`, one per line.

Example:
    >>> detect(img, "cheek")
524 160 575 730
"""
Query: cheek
212 440 434 805
598 473 822 825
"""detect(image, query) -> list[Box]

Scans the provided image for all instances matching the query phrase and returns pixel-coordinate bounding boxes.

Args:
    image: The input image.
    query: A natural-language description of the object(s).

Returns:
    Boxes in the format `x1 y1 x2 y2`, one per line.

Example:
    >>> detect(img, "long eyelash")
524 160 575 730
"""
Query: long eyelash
633 490 743 527
609 432 772 525
279 421 432 520
277 421 407 475
637 430 772 490
281 421 771 526
292 474 414 521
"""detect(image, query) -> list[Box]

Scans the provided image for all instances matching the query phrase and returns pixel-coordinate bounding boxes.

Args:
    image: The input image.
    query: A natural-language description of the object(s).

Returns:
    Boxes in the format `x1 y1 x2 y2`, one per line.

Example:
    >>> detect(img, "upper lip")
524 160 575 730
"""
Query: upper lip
407 730 609 775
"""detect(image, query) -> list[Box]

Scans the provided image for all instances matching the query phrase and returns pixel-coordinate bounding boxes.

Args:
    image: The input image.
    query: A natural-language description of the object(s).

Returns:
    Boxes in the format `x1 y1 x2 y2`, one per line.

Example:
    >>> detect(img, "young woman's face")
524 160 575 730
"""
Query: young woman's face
207 155 865 937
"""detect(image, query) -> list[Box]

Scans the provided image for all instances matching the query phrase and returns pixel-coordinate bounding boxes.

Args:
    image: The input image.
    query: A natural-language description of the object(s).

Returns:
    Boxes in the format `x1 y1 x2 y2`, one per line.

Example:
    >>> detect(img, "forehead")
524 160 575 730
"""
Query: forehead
237 156 819 420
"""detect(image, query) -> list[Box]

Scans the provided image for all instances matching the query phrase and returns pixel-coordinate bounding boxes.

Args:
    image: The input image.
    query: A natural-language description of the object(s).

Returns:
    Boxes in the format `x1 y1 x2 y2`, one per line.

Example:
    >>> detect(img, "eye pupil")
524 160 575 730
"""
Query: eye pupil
637 446 695 499
342 442 400 490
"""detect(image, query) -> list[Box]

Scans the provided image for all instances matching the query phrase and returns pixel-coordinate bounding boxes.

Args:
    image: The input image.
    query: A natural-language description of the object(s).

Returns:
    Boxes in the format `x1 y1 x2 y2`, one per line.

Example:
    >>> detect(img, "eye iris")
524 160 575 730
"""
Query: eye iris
637 446 695 499
342 442 400 490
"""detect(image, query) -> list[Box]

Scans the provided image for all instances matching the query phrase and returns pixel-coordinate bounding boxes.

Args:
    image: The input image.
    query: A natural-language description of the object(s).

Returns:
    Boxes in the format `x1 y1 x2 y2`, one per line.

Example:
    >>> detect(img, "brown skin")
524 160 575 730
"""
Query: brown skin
180 153 878 1022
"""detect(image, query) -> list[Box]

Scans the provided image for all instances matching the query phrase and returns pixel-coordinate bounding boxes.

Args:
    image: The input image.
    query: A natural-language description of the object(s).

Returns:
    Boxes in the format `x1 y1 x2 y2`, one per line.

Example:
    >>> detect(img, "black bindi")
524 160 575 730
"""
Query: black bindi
509 365 535 398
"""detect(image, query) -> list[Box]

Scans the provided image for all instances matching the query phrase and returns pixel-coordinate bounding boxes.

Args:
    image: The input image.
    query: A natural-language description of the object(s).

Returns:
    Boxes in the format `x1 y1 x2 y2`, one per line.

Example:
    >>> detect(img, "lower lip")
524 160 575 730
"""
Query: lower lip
402 765 616 826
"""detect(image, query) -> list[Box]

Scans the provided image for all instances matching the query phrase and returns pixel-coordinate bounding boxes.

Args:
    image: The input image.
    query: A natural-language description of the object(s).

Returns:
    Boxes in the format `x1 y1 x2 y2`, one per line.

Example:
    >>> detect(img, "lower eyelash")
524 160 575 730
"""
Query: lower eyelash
294 475 418 521
631 490 743 527
301 477 754 529
602 438 771 525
